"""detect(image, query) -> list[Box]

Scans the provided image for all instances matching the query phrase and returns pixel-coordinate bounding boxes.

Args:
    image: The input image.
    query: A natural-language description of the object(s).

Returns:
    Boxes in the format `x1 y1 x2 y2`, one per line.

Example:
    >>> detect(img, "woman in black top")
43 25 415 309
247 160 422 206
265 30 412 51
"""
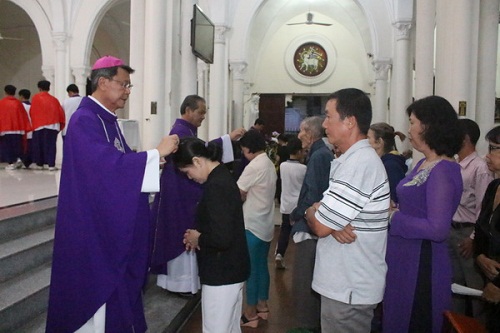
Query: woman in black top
175 137 250 332
474 126 500 332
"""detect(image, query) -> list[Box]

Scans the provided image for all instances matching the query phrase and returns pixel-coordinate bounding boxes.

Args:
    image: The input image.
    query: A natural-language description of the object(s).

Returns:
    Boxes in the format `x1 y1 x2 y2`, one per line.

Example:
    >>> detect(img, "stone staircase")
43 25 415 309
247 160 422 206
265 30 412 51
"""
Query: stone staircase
0 198 199 333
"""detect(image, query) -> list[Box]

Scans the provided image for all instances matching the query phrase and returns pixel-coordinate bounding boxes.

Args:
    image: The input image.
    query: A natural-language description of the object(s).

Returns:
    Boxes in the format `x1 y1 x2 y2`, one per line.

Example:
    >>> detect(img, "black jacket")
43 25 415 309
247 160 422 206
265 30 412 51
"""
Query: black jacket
196 164 250 285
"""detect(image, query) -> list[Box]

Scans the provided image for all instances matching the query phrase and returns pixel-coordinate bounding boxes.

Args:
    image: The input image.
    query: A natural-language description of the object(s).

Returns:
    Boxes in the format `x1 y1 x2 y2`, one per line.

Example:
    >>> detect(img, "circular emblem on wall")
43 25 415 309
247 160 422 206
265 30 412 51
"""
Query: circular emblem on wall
293 42 328 77
285 35 336 86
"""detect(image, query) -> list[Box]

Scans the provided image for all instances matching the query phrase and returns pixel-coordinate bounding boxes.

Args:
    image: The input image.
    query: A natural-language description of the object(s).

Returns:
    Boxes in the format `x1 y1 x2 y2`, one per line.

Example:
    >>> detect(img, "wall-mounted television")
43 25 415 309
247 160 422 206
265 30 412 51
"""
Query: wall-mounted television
191 4 215 64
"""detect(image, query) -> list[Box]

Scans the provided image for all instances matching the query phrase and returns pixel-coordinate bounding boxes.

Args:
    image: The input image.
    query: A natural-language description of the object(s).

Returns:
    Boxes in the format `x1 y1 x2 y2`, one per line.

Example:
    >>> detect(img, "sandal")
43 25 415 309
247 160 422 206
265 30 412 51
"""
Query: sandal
240 314 259 328
257 308 270 320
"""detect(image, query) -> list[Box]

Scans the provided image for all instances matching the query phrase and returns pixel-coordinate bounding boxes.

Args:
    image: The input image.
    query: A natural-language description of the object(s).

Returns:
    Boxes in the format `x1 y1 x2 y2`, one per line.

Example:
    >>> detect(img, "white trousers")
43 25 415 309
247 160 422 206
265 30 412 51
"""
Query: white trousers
201 282 244 333
74 303 106 333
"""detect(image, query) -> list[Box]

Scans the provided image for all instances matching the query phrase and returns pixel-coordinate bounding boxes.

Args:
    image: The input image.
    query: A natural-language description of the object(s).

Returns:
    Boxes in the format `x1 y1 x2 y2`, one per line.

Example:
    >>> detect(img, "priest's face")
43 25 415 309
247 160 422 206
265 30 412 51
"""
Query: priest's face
185 101 207 127
103 68 132 112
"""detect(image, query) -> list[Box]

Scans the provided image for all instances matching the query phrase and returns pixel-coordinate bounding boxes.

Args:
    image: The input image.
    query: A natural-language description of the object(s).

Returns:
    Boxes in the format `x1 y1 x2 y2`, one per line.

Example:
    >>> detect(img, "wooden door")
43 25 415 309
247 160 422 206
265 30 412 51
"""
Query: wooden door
258 94 285 137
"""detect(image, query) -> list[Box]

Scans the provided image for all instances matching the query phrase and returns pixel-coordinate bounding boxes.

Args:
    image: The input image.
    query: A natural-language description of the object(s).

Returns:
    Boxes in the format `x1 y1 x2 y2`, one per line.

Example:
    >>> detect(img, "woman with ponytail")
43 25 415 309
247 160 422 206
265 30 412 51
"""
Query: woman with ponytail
367 122 408 203
175 137 250 333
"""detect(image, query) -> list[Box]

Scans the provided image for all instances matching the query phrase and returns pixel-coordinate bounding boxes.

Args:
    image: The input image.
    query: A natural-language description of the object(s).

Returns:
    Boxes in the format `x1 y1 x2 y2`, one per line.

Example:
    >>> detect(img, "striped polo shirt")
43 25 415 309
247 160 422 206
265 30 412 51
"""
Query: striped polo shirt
312 139 390 305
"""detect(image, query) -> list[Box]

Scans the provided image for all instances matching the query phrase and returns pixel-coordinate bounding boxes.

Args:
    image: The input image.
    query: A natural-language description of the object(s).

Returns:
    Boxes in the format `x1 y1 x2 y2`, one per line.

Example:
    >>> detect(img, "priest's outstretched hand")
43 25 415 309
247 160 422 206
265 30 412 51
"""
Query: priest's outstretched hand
156 134 179 157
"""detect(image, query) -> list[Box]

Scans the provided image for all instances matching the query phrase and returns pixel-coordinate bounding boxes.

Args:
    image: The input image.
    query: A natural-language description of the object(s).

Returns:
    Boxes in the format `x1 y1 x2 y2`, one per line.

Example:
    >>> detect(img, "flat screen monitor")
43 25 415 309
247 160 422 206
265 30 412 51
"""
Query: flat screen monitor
191 4 214 64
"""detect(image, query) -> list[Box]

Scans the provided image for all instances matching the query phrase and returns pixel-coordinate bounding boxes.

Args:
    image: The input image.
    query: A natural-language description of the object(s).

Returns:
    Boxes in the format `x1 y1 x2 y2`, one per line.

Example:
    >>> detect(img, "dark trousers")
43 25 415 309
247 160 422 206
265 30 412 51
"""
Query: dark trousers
276 214 292 256
22 138 32 168
292 238 321 329
32 129 58 167
1 134 22 164
485 302 500 333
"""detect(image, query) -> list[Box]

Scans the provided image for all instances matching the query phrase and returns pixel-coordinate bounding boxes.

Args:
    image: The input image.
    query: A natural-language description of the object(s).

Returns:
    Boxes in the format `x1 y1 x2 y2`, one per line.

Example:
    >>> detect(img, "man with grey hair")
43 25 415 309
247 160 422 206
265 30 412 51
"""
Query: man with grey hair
289 116 334 332
46 55 179 333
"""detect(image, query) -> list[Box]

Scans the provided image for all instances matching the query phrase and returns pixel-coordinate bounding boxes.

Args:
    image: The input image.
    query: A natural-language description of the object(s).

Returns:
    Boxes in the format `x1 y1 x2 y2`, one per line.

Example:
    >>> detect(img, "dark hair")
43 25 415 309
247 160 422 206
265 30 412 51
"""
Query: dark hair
90 65 135 93
239 130 266 153
287 137 303 155
301 116 325 140
369 122 406 154
4 85 16 95
459 118 480 145
254 118 265 126
18 89 31 99
328 88 372 135
174 137 222 168
180 95 205 115
485 125 500 145
277 134 288 143
66 84 79 94
406 95 464 157
37 80 51 91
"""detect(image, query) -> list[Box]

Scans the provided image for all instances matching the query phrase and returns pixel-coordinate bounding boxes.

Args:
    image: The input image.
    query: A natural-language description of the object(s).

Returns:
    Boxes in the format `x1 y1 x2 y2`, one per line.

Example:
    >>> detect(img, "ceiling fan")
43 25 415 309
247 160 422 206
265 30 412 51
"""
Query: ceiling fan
0 33 23 41
287 12 332 27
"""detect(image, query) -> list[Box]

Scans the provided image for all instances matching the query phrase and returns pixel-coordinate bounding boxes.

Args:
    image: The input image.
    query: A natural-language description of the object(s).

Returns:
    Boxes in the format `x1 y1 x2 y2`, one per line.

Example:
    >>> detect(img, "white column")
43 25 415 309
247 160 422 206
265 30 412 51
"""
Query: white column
435 0 474 109
128 0 146 124
198 61 209 141
180 0 198 98
71 66 90 97
414 0 436 99
242 82 255 129
41 66 55 84
142 0 166 150
389 21 412 150
371 59 391 123
208 25 228 139
229 61 247 129
476 0 500 155
52 32 68 100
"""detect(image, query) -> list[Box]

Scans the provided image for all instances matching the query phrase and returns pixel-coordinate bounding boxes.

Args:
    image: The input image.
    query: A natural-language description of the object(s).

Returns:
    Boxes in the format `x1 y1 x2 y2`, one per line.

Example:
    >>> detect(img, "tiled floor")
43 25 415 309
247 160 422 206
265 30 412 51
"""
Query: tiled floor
0 163 60 208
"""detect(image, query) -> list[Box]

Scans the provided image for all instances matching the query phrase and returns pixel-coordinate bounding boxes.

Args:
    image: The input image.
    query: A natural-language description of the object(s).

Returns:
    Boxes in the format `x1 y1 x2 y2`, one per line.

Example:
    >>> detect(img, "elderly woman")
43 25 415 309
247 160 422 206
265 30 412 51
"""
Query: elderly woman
367 122 408 203
383 96 464 333
474 125 500 333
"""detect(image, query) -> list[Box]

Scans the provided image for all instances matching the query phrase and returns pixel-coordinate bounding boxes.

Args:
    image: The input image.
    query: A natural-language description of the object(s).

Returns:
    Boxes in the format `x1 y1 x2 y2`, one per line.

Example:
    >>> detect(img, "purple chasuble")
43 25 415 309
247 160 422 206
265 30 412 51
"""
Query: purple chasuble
46 97 150 333
150 118 221 274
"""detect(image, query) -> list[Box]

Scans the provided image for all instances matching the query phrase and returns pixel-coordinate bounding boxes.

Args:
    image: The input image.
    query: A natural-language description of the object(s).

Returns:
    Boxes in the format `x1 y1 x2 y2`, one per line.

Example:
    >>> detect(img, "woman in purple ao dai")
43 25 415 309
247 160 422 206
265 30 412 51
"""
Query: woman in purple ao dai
383 96 464 333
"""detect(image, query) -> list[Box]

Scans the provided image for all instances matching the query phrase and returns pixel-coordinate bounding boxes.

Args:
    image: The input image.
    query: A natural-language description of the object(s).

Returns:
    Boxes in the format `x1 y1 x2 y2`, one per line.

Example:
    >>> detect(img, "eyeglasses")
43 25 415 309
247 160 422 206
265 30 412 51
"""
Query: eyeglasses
110 79 133 89
489 144 500 153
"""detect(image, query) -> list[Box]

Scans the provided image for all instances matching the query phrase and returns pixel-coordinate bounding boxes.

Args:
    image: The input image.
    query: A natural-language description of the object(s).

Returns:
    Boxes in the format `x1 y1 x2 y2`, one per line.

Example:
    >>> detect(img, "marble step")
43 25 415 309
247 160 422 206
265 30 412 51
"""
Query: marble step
0 263 51 333
0 227 54 283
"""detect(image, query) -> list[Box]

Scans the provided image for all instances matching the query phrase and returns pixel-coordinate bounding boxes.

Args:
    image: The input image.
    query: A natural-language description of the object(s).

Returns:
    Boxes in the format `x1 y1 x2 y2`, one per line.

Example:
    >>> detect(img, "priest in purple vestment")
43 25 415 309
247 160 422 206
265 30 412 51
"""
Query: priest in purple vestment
46 56 180 333
150 94 245 294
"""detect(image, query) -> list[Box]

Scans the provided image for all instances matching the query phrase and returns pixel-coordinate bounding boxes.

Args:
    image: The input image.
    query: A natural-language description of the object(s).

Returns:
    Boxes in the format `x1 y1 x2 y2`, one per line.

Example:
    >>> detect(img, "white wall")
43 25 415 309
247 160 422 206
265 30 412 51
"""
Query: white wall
251 18 371 94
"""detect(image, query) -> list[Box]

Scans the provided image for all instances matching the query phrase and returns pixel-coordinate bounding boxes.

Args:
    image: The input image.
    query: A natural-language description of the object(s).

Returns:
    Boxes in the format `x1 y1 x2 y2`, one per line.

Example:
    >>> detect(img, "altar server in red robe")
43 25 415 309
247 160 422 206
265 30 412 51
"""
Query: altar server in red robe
29 80 65 170
0 84 31 169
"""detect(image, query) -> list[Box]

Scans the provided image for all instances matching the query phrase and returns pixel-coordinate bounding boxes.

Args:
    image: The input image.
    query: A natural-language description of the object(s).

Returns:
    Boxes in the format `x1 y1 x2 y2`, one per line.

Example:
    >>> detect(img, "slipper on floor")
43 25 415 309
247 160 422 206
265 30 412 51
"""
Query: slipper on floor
240 314 259 328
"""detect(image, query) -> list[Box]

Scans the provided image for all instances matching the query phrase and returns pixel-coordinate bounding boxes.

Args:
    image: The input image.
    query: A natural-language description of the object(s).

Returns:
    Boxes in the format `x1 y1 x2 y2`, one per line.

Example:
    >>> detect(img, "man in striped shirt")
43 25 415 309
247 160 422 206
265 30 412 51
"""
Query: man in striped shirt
305 88 390 333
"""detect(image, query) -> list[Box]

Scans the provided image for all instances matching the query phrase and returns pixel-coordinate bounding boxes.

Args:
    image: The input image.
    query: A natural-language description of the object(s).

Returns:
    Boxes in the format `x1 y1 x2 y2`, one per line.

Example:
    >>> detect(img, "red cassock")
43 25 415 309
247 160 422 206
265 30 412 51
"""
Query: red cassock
0 96 32 133
0 96 32 152
29 91 65 131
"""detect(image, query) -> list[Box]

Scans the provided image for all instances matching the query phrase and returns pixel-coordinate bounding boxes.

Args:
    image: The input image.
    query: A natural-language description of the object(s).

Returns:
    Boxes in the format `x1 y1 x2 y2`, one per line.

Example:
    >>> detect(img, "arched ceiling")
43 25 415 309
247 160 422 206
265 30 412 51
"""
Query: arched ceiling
249 0 371 52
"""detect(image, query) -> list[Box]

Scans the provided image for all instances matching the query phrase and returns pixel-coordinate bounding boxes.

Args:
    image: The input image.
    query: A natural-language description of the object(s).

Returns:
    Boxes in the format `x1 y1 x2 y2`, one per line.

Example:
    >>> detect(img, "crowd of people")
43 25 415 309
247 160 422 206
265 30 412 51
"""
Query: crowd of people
6 55 496 332
0 80 84 171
